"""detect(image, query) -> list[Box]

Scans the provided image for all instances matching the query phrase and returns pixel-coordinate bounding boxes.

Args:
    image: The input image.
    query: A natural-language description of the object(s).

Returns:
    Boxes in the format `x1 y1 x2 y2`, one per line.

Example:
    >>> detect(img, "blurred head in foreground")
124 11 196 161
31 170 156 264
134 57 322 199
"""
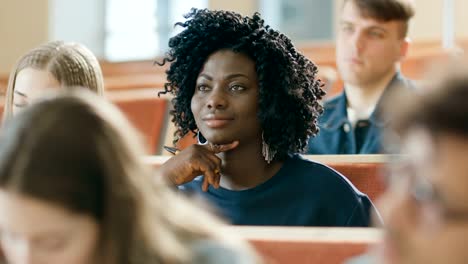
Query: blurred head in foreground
379 61 468 264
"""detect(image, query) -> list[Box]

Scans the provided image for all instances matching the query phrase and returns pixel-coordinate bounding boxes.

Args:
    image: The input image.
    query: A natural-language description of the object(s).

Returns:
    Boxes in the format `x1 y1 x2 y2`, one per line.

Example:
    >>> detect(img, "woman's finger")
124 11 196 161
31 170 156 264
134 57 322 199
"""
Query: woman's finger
215 170 221 188
203 152 222 172
195 161 218 192
202 175 210 192
204 167 219 190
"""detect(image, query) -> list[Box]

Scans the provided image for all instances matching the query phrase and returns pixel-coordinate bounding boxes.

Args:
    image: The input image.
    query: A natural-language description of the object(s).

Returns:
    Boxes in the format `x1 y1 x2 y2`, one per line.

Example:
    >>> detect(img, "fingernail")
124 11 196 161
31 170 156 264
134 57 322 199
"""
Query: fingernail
163 146 180 155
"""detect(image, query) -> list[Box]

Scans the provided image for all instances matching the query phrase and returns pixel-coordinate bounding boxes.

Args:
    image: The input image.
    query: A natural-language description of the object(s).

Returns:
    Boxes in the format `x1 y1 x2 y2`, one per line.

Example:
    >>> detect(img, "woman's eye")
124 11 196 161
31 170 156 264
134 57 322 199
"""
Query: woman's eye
230 85 245 92
197 85 210 92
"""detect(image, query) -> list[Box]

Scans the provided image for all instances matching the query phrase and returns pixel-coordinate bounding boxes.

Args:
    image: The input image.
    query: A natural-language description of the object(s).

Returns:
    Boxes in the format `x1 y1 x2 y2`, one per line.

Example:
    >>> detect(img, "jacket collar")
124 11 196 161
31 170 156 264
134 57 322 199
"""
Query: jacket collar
321 92 348 130
322 72 411 130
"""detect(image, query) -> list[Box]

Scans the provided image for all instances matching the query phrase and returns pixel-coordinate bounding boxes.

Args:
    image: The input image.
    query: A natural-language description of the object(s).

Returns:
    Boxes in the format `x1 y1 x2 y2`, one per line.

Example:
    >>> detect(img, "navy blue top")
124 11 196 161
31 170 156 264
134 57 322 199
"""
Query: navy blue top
307 72 414 154
179 154 376 227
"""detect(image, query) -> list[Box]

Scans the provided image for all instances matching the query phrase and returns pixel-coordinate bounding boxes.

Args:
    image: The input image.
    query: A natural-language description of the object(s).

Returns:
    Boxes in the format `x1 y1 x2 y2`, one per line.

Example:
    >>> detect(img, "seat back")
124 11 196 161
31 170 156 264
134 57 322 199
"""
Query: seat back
109 90 169 154
327 162 386 201
305 155 388 201
231 226 381 264
145 154 389 202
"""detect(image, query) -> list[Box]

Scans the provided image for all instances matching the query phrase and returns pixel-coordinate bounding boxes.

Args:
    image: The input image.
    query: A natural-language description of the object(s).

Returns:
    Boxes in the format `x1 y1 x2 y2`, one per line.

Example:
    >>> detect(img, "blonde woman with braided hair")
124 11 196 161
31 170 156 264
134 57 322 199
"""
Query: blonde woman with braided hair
3 41 104 121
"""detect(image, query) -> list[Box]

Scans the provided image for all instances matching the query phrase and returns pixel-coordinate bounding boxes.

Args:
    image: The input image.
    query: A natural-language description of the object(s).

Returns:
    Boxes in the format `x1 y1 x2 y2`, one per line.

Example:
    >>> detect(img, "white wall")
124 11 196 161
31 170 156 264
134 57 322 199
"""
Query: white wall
0 0 105 75
0 0 49 74
411 0 468 41
208 0 257 15
454 0 468 38
49 0 105 57
1 0 467 75
410 0 443 41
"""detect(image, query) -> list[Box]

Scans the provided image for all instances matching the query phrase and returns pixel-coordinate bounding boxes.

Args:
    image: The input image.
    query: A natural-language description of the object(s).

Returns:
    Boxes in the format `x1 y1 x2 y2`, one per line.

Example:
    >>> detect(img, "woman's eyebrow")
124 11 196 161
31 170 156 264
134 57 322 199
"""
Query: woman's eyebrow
225 73 249 79
198 73 250 80
198 73 212 80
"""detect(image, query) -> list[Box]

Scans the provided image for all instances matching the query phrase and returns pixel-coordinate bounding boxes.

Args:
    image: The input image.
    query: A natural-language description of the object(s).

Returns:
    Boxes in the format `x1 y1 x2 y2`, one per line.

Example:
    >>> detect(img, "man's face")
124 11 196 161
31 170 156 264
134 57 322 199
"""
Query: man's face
336 0 408 88
379 129 468 264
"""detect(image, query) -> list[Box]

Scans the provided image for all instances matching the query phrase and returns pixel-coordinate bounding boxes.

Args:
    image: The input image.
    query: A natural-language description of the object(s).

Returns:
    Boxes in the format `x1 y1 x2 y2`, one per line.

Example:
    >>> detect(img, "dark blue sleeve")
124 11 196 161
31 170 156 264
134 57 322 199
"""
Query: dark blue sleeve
345 195 380 227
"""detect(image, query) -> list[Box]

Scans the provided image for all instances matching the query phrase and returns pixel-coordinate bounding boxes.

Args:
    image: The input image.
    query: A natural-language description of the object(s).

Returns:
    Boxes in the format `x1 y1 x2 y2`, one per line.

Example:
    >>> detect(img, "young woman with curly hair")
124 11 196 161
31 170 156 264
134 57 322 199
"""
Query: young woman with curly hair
157 9 377 227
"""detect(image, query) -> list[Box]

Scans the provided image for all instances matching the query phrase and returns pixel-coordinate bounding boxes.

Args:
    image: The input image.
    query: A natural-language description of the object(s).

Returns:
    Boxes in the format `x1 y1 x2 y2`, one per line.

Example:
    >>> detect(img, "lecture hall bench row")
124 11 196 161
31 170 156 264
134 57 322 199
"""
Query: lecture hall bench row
144 154 388 203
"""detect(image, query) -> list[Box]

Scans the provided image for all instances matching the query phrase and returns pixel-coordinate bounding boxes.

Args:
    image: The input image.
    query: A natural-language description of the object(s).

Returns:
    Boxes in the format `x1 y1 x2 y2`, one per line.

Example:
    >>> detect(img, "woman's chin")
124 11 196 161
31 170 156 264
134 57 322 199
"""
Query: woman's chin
203 134 236 146
208 139 236 146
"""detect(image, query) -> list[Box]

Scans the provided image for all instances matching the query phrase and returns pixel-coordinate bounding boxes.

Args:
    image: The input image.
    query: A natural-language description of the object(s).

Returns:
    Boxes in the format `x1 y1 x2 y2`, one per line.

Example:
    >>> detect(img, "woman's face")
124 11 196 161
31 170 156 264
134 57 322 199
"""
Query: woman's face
0 190 99 264
191 49 261 145
13 68 61 115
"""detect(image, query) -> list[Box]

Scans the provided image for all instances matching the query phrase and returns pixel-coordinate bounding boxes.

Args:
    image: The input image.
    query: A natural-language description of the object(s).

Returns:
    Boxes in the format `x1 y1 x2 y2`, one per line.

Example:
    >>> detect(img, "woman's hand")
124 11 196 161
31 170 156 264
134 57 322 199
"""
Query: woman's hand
158 141 239 191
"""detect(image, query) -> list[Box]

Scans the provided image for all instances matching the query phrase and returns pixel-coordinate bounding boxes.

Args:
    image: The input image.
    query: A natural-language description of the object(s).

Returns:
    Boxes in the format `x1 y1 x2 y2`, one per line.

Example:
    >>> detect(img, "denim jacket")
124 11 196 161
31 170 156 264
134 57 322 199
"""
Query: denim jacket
307 72 414 154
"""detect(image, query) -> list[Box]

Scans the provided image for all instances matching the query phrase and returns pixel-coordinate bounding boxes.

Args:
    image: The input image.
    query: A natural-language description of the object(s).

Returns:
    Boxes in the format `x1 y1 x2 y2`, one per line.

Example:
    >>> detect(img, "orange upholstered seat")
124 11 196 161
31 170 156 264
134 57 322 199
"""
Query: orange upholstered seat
232 226 381 264
109 90 169 154
327 162 386 201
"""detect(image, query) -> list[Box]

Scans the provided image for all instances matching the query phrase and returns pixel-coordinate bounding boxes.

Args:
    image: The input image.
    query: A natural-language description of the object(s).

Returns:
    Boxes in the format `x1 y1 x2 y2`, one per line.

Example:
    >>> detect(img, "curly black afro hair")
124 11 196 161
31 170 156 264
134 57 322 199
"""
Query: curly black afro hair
158 8 325 160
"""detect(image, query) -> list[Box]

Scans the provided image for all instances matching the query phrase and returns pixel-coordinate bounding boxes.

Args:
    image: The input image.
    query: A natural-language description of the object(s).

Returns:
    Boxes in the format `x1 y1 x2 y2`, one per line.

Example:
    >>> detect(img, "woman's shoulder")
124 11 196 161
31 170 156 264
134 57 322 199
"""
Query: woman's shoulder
191 239 259 264
284 154 365 194
286 154 343 178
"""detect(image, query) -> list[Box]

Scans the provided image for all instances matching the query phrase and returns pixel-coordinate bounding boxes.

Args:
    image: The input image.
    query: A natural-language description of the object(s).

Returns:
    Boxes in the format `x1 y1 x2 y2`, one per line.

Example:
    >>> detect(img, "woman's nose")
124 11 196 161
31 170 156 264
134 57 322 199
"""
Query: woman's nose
206 88 227 110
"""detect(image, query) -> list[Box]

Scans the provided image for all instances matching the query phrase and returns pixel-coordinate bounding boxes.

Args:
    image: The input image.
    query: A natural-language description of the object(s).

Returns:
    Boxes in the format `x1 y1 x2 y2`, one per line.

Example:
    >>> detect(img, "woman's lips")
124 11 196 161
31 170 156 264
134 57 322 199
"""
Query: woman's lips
204 119 233 128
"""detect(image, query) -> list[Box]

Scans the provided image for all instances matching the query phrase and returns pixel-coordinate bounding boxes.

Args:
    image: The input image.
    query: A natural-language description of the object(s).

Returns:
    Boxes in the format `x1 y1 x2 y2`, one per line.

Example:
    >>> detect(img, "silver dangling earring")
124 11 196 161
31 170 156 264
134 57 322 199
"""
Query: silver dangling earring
262 132 276 164
197 131 208 145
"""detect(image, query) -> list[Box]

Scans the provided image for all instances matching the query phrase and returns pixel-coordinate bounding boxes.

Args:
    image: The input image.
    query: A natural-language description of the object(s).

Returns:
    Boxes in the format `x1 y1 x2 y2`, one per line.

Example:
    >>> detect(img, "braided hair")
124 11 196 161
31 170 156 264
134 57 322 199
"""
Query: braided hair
4 41 104 121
